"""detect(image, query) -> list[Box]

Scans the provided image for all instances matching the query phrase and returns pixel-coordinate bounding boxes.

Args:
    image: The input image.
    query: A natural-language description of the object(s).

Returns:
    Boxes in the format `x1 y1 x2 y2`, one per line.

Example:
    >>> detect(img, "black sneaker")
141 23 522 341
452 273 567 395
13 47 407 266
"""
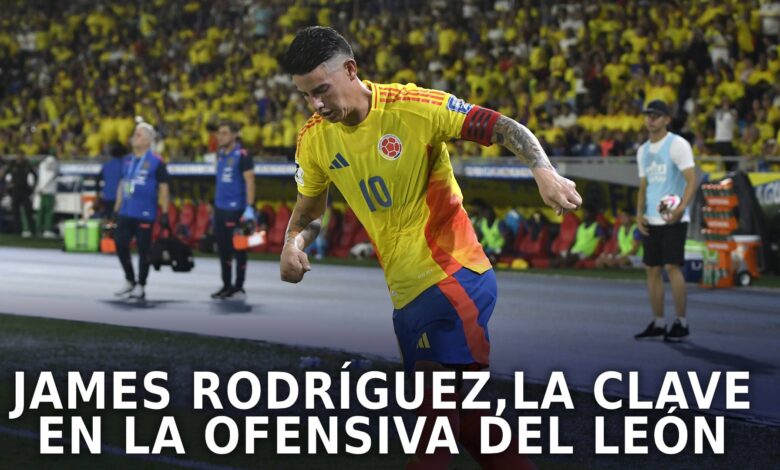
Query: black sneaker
665 320 689 341
222 287 246 300
635 321 666 339
211 286 231 299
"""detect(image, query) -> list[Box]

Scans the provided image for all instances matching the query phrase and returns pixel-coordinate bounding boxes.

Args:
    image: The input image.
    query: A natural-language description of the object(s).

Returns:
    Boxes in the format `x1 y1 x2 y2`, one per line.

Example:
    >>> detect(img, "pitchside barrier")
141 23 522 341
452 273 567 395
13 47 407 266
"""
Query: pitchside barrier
2 154 773 217
2 155 779 275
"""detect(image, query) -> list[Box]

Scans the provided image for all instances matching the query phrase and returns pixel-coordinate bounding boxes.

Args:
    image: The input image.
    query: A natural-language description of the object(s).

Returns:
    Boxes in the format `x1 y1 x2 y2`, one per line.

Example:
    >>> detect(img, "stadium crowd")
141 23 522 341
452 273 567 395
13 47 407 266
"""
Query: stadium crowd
1 0 779 166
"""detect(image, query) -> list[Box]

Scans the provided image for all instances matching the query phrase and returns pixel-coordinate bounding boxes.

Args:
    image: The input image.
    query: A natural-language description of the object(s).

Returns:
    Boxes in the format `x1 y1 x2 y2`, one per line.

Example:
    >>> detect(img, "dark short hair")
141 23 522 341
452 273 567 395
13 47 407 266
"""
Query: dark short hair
280 26 354 75
218 120 240 133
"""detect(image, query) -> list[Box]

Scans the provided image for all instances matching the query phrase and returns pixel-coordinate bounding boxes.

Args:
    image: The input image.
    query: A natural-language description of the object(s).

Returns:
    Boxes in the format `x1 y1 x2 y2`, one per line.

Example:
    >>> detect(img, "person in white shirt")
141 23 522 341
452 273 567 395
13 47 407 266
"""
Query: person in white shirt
760 1 780 39
713 97 737 163
35 154 59 238
553 103 578 130
634 100 697 341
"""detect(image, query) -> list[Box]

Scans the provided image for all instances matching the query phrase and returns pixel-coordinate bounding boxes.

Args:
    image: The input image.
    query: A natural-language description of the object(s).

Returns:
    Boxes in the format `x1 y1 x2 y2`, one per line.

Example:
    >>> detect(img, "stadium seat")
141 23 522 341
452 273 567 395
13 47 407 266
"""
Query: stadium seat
177 201 196 245
265 203 291 254
530 212 579 268
260 203 276 229
330 208 363 258
519 225 551 265
601 219 621 257
325 208 343 252
191 202 211 246
498 224 527 265
551 212 580 256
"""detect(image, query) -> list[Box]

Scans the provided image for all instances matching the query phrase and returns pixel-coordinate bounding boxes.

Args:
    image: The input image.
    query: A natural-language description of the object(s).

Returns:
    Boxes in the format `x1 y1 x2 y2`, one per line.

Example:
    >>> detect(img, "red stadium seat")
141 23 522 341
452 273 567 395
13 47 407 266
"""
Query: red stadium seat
325 208 343 251
191 202 211 245
529 213 579 268
519 225 551 266
260 204 275 229
498 224 527 265
266 204 291 253
177 201 196 244
550 212 580 256
353 226 370 245
601 219 621 257
330 208 362 258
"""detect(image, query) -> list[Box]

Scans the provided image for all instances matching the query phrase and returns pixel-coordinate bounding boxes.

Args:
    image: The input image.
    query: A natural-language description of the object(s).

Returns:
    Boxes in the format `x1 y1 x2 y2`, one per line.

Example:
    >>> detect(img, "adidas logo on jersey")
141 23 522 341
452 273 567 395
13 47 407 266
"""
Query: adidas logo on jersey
329 153 350 169
416 332 431 349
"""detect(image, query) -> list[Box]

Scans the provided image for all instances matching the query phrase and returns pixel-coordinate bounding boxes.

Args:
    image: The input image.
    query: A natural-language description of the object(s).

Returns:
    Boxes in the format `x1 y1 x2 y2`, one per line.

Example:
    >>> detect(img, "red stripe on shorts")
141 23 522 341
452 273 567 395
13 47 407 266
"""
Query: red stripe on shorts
436 276 490 366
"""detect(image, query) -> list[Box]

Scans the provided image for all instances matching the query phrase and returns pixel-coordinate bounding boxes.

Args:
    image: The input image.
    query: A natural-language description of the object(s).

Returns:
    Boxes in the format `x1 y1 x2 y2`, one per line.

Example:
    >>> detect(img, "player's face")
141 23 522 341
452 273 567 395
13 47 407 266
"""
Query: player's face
217 126 236 149
644 112 669 133
293 60 352 123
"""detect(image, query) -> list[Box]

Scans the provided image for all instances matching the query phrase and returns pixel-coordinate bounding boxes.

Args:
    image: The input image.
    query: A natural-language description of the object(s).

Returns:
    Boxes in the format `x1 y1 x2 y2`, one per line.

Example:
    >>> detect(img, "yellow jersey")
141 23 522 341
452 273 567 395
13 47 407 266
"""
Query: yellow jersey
295 81 493 308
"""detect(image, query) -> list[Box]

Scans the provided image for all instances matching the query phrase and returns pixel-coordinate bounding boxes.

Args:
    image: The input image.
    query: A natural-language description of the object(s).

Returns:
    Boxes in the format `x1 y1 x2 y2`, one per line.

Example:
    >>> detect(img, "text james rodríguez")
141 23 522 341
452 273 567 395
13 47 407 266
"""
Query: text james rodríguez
6 366 748 456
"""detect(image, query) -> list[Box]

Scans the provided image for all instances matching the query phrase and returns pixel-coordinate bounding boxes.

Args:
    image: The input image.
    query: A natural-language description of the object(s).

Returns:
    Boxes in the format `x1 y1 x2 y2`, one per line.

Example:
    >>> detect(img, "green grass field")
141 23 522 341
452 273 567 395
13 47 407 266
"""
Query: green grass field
0 313 777 469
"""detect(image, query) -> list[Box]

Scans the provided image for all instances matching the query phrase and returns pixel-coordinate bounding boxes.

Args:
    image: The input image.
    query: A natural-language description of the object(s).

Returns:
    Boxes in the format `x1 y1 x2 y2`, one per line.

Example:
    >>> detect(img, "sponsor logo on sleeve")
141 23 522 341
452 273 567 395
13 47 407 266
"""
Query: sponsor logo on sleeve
294 164 304 186
446 95 474 115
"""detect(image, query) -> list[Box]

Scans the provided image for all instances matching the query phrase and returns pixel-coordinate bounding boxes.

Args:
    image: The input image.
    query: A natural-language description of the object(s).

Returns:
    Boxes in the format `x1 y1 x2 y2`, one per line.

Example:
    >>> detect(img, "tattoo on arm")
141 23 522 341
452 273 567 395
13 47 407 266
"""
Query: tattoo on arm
300 219 322 246
492 115 554 170
286 193 323 246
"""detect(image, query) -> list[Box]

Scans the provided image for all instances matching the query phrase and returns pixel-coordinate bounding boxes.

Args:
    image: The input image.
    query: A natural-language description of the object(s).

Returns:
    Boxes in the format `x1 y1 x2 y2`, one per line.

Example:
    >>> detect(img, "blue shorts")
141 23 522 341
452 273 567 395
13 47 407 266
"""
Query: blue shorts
392 268 496 374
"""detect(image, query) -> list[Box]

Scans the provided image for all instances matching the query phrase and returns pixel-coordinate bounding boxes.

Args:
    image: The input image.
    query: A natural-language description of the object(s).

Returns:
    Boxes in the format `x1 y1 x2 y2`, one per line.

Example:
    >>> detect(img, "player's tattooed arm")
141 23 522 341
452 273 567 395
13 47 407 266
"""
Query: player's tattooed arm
492 115 554 170
285 191 325 249
491 114 582 214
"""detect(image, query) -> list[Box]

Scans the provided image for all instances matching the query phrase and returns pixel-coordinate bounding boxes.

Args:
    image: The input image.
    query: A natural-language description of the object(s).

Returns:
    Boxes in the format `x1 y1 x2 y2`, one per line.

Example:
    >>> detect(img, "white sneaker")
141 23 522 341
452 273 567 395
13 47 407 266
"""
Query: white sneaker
129 285 145 300
115 281 135 297
222 287 245 300
21 231 31 238
43 231 57 239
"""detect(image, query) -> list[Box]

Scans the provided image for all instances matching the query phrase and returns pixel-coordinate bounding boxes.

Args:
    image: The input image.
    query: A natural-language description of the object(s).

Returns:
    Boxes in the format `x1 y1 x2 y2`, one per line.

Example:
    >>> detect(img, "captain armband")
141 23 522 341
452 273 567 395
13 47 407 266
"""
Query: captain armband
460 106 501 146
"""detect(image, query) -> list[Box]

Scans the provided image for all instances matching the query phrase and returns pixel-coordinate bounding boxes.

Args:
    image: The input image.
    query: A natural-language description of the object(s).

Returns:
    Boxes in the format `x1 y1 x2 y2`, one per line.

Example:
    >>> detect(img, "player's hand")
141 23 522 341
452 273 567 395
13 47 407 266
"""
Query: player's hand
665 206 684 225
637 214 649 236
532 168 582 215
280 236 311 283
242 205 255 222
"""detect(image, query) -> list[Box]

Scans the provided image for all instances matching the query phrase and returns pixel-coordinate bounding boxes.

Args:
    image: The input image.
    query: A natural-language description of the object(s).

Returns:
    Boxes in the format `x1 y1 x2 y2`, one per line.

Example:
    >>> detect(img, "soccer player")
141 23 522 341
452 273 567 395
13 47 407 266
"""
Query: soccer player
634 100 696 341
113 121 170 301
279 27 581 468
211 121 255 300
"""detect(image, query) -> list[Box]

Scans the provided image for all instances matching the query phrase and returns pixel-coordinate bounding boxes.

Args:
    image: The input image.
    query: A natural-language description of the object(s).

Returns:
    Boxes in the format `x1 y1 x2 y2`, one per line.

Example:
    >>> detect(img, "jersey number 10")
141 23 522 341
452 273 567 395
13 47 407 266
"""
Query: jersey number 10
359 176 392 212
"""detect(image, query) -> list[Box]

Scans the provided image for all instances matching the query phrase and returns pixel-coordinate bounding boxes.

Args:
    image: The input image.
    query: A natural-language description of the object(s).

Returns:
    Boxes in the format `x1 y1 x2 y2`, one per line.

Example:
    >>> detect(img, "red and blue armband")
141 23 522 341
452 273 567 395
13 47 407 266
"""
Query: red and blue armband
461 106 501 146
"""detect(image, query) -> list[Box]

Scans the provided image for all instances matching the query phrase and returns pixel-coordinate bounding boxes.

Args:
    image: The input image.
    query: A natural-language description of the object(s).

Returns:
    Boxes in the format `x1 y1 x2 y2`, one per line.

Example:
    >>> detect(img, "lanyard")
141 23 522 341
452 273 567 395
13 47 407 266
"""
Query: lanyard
127 152 148 180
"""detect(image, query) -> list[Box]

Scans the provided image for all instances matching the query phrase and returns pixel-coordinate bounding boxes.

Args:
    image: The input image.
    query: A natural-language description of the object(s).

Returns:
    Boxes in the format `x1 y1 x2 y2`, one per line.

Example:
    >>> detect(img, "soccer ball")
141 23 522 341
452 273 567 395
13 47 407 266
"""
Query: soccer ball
657 194 681 222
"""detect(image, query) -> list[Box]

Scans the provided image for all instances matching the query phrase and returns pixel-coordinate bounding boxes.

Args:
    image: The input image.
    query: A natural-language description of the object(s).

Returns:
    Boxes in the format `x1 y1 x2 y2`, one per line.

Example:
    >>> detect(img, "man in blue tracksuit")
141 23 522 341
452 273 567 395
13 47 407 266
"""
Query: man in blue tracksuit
113 122 170 301
211 121 255 300
99 144 125 219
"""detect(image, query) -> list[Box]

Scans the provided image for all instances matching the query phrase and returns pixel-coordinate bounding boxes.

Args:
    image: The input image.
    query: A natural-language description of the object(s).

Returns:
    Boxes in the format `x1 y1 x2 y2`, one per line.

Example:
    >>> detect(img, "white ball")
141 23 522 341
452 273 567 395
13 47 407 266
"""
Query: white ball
657 194 681 222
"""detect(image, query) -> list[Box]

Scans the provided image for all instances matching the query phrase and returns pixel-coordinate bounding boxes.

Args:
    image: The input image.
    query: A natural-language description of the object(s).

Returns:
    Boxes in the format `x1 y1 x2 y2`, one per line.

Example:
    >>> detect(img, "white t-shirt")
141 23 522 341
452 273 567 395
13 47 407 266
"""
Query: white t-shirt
760 2 780 36
36 155 59 195
553 112 577 129
714 109 736 142
637 133 695 225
